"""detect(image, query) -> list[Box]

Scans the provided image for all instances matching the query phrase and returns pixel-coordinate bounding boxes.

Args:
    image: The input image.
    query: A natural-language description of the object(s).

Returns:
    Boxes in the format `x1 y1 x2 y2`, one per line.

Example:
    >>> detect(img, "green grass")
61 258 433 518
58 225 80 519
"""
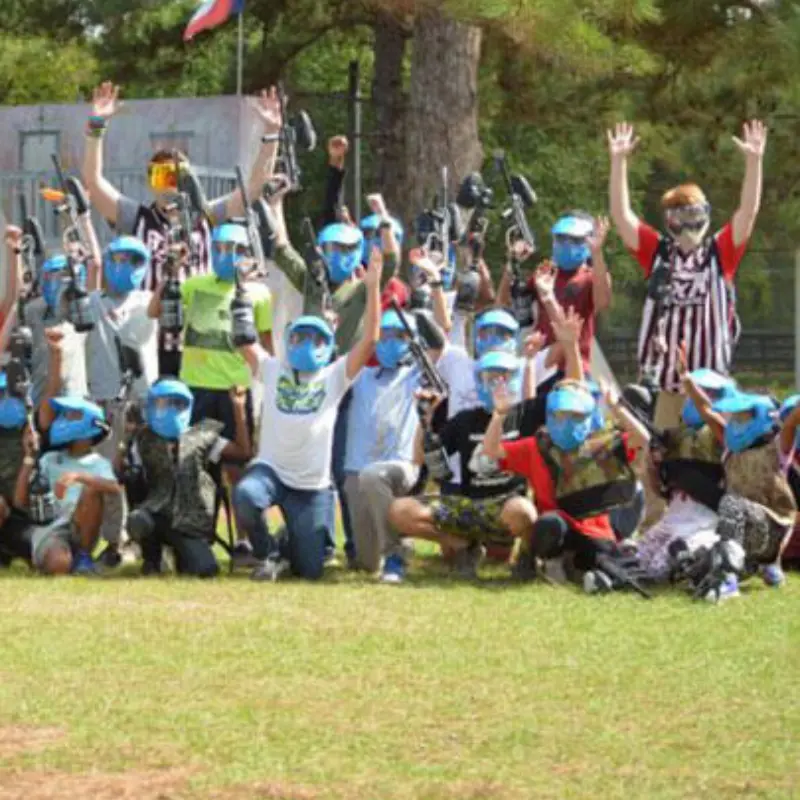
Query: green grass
0 554 799 799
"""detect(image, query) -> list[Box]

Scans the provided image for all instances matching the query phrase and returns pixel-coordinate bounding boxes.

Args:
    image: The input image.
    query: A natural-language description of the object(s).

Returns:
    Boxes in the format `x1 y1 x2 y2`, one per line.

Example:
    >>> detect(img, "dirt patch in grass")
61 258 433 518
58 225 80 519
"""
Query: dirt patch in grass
0 727 65 759
206 782 319 799
0 767 193 800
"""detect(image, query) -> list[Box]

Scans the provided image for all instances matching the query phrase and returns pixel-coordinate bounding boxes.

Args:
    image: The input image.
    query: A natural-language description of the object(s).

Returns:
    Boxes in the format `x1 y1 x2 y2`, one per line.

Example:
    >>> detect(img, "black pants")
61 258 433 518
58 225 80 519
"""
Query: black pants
140 513 219 578
0 509 34 566
531 512 614 572
158 349 182 379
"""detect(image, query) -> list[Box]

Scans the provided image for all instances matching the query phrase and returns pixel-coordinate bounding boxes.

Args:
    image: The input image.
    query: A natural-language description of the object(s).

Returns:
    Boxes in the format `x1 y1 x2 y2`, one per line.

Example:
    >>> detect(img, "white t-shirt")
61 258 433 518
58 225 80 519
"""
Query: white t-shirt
86 291 158 403
444 291 469 351
256 353 353 490
264 266 303 360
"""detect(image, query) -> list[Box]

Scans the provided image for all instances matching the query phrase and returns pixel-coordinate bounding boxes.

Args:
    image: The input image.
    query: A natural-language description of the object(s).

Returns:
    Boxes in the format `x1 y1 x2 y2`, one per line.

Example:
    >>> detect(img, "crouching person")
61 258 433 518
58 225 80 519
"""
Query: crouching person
21 398 119 575
123 380 252 578
388 351 539 580
233 247 383 582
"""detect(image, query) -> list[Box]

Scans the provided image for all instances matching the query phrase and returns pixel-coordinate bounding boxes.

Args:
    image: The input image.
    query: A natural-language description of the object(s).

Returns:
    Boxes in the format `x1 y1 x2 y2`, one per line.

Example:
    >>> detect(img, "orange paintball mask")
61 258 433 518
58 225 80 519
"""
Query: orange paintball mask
147 161 179 191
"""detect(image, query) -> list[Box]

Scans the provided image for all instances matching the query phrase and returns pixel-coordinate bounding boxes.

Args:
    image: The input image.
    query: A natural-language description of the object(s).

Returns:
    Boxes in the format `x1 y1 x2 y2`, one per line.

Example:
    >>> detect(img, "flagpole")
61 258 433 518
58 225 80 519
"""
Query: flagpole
235 4 244 96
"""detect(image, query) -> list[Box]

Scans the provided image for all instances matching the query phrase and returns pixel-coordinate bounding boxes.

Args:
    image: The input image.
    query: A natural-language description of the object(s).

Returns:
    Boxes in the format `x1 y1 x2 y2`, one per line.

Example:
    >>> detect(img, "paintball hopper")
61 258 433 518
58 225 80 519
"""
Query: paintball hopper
457 172 494 210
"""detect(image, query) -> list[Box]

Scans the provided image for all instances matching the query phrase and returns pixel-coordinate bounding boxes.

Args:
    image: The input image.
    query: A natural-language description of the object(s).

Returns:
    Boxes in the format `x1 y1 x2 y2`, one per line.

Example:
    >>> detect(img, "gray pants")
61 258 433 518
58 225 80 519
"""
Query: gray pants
344 461 420 573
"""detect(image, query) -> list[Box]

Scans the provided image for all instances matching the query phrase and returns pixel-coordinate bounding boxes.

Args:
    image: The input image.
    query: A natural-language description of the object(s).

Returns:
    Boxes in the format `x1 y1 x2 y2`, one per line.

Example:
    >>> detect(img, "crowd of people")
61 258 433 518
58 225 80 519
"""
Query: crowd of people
0 82 795 602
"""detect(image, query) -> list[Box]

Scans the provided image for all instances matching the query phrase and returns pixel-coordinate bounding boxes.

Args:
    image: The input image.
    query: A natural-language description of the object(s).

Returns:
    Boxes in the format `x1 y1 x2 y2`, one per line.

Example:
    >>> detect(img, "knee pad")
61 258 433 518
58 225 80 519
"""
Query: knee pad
126 509 155 543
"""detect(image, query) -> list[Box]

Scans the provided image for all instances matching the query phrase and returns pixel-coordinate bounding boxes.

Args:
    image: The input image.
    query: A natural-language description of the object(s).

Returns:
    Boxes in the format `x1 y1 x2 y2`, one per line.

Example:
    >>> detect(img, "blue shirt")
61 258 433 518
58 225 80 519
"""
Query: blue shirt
344 364 420 473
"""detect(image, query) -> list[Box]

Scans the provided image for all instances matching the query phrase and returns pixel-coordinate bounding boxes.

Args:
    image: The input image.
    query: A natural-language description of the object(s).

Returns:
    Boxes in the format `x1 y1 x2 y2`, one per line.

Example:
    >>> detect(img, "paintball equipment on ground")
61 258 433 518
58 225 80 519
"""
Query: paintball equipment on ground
669 538 746 601
276 84 317 193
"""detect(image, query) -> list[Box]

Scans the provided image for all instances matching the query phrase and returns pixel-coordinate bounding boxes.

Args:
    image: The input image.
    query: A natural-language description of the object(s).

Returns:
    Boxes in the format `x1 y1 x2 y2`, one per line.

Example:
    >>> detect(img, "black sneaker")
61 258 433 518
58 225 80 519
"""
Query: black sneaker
231 540 259 569
97 546 122 570
511 551 538 582
453 543 486 579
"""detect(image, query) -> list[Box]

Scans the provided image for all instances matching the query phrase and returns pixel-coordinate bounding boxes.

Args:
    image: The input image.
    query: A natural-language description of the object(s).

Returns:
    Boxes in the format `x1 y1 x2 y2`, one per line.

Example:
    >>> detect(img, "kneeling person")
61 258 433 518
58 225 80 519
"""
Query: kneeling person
388 351 539 579
124 380 252 577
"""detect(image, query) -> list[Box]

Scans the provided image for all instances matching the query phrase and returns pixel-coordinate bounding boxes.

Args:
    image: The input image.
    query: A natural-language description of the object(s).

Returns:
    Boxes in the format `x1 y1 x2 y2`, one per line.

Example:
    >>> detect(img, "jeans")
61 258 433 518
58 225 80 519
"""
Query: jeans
233 462 334 580
331 389 354 558
610 482 646 541
140 514 219 578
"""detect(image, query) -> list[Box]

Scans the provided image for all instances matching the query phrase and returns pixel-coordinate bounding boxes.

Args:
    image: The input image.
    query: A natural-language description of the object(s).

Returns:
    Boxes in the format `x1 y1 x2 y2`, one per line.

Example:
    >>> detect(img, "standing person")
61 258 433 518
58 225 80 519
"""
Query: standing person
82 81 280 377
607 119 766 430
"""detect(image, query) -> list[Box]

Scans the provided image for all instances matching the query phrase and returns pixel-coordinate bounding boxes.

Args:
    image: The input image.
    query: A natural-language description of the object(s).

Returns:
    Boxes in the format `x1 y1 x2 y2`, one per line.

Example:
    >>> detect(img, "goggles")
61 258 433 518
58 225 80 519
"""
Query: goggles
109 250 147 267
320 242 360 255
289 330 329 347
379 329 411 342
728 410 755 425
553 233 588 246
151 397 191 412
477 370 514 389
665 203 710 233
476 325 516 342
147 162 179 191
213 241 250 257
550 409 589 422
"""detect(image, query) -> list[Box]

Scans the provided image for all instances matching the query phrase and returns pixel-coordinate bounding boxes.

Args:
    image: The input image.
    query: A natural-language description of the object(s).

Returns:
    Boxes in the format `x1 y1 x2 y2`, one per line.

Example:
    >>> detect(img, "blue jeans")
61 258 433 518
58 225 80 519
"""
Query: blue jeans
232 462 334 580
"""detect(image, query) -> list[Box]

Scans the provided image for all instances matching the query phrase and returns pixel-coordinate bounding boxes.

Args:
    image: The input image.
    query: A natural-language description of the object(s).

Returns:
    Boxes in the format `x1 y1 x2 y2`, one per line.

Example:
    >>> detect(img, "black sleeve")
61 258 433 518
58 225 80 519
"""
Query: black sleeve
319 165 346 228
518 397 546 437
430 397 449 433
439 413 465 456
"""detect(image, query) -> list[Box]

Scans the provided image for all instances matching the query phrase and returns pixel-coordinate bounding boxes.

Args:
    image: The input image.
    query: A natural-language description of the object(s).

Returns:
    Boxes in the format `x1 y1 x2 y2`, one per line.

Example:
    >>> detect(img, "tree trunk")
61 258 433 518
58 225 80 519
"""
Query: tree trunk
404 10 483 223
371 11 410 217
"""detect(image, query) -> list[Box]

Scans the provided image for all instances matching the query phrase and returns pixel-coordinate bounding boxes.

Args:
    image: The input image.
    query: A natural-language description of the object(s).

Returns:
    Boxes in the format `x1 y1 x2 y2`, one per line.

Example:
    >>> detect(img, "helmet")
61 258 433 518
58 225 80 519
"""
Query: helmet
146 379 194 441
49 396 109 448
474 308 519 358
0 371 26 429
474 350 522 413
551 213 593 272
546 382 596 451
359 213 404 264
317 223 364 285
104 236 150 294
681 369 736 430
211 223 250 282
780 393 800 422
286 315 335 373
376 309 415 370
713 391 778 453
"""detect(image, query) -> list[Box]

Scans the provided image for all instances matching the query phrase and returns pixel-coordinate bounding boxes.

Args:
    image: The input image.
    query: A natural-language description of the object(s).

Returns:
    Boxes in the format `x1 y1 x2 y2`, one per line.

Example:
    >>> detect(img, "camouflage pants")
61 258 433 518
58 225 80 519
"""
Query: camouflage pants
717 493 790 567
424 493 517 545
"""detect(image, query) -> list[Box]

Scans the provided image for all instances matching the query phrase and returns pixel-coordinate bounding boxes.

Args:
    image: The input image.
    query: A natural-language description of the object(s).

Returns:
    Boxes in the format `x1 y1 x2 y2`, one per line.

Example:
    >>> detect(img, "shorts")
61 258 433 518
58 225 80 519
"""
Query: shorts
31 517 79 570
423 492 517 544
190 387 255 445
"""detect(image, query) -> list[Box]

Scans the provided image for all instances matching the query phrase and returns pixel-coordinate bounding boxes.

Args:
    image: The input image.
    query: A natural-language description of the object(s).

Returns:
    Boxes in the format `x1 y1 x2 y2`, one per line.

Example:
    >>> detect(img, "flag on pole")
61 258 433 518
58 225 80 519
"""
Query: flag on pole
183 0 244 42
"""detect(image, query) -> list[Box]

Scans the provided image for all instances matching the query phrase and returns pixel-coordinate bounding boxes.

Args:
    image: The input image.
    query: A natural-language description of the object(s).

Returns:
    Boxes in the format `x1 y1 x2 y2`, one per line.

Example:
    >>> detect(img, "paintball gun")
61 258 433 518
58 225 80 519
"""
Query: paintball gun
18 193 45 294
390 299 453 483
302 217 334 317
454 171 494 313
594 551 652 600
46 155 94 332
276 84 317 193
669 539 746 601
114 340 147 505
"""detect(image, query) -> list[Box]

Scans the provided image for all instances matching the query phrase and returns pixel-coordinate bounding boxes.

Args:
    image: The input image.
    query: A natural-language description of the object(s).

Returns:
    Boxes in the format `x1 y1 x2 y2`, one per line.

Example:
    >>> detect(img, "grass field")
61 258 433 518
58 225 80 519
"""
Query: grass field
0 550 799 800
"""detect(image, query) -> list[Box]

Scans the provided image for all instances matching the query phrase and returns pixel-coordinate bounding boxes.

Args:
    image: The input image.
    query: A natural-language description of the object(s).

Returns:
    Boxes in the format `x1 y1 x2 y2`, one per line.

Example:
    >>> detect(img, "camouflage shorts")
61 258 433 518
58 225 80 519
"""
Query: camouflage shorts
423 493 517 544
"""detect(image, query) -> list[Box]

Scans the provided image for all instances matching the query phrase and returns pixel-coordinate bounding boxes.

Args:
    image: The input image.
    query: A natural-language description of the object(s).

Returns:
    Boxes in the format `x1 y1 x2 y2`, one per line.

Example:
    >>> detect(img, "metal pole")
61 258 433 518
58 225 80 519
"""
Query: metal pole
236 7 245 96
348 60 362 223
795 248 800 390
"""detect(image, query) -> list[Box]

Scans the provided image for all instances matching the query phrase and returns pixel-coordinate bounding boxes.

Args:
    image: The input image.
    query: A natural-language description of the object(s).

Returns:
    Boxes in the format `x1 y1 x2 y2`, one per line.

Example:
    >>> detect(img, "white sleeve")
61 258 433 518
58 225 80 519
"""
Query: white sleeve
328 355 353 401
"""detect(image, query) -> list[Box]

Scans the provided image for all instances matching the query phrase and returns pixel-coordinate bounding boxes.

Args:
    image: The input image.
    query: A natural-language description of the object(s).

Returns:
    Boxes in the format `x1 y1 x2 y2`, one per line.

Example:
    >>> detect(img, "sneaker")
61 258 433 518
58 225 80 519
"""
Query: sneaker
760 564 785 588
380 554 406 584
452 543 485 579
511 551 537 582
72 552 98 576
250 558 290 582
231 540 259 569
704 573 740 604
583 569 614 595
97 546 122 570
324 549 341 568
141 561 162 577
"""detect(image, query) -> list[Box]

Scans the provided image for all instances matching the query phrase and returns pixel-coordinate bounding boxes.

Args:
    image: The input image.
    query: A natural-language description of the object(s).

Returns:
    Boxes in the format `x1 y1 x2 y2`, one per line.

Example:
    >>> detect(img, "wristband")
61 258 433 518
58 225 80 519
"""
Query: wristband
22 456 35 467
261 133 280 143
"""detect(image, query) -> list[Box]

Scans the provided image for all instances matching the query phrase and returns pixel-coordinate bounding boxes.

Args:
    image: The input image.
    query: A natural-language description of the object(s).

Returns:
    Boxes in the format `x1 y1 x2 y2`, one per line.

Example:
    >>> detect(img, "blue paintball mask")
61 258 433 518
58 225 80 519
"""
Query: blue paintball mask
286 315 335 373
49 396 109 448
376 310 415 370
551 214 594 272
474 309 520 359
0 372 26 430
360 214 404 265
318 223 364 285
212 223 251 282
546 383 596 451
41 254 70 309
104 236 150 294
585 379 605 433
146 379 194 441
681 369 736 431
714 392 778 453
474 351 522 413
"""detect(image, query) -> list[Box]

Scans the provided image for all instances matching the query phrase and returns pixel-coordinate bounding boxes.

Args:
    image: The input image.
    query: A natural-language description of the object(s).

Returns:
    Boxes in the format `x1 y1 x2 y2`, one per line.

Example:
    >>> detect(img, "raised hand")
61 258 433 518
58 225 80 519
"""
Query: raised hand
4 225 22 250
587 216 611 254
44 328 65 354
508 238 535 264
534 260 557 298
522 331 546 359
328 136 349 169
366 193 388 218
91 81 121 120
409 247 442 281
254 87 282 135
492 383 514 417
607 122 639 160
732 119 767 159
552 307 583 346
364 246 383 291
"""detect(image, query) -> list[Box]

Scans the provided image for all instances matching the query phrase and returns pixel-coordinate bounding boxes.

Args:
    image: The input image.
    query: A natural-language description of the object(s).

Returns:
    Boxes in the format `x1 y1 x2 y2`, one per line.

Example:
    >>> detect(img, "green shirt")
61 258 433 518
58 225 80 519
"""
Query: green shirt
179 274 272 390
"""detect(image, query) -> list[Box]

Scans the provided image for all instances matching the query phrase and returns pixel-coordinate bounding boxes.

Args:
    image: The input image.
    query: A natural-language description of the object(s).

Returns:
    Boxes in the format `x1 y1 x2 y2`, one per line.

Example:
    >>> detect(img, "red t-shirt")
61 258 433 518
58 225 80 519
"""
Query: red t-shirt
631 221 747 281
367 276 411 367
498 433 636 541
528 267 595 372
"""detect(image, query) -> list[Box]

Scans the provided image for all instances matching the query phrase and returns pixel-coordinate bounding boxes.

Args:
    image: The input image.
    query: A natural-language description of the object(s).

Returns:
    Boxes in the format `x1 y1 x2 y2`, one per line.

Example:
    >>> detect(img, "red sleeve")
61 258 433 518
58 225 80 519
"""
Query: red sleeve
381 277 409 310
714 222 747 281
498 436 536 476
629 222 662 277
620 431 638 464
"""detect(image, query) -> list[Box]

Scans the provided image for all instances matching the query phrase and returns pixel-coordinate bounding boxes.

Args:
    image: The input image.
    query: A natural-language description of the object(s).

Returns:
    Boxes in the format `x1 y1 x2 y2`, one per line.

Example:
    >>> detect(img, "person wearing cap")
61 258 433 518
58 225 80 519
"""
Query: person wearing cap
636 369 736 583
233 247 383 582
608 120 767 430
683 370 799 594
343 308 424 578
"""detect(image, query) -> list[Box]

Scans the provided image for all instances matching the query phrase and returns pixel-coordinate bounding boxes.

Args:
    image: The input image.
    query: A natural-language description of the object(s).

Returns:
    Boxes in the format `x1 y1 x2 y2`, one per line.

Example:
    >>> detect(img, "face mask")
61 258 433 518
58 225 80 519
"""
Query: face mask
0 397 26 429
548 415 592 451
361 236 381 265
212 252 238 282
50 413 102 448
375 338 409 370
552 241 590 271
476 372 520 413
287 340 330 372
681 399 705 430
148 404 191 441
104 260 147 294
326 250 360 285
